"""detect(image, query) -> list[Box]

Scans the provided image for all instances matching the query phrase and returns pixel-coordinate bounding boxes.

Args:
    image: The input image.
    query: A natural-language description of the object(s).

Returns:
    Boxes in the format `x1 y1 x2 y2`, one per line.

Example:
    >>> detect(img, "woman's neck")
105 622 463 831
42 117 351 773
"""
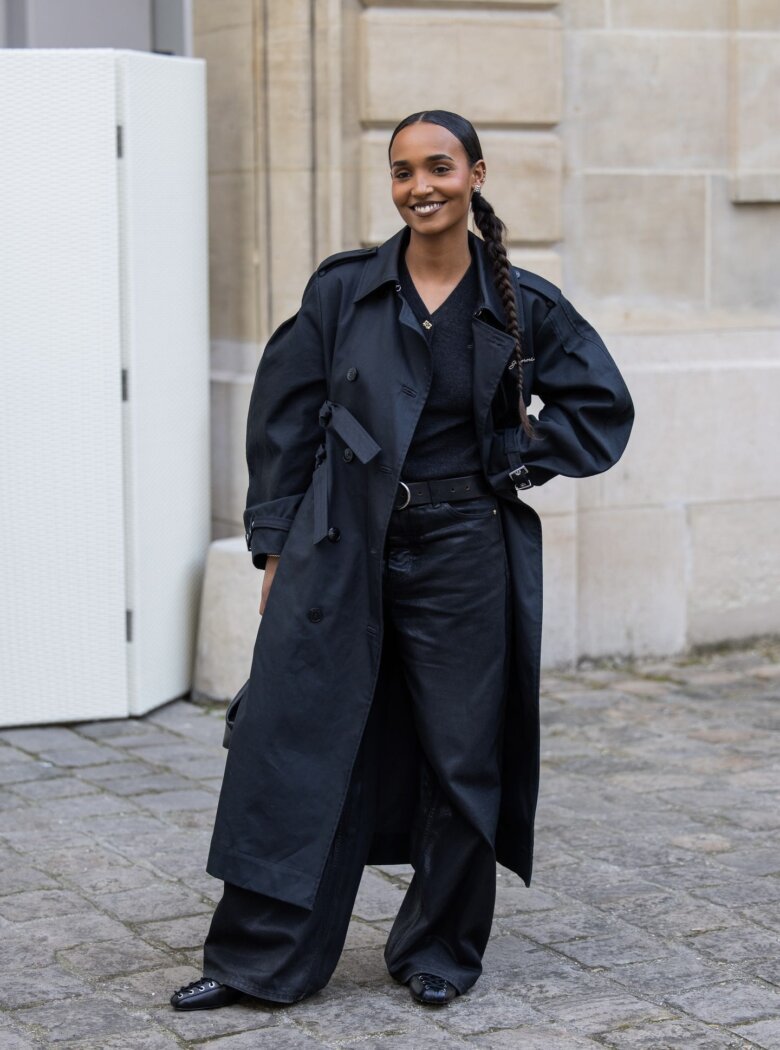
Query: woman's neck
404 225 471 284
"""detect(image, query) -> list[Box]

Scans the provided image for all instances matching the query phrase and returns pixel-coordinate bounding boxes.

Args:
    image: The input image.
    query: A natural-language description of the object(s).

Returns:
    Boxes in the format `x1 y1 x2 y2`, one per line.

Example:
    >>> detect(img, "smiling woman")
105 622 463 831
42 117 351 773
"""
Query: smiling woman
171 110 635 1015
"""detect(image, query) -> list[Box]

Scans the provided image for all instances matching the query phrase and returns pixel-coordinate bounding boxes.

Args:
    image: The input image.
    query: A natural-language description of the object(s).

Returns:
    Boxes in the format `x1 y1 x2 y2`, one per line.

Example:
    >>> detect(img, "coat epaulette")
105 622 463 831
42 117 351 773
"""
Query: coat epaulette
317 246 378 277
512 266 561 306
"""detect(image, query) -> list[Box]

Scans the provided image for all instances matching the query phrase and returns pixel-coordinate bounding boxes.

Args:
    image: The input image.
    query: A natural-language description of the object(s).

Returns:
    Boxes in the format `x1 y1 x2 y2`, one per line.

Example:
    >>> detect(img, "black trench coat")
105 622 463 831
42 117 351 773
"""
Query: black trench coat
207 226 635 909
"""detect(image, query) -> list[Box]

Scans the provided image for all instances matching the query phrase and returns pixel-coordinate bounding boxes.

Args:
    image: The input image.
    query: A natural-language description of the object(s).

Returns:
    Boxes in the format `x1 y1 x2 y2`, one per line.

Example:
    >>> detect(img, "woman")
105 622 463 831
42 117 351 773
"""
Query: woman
171 110 634 1011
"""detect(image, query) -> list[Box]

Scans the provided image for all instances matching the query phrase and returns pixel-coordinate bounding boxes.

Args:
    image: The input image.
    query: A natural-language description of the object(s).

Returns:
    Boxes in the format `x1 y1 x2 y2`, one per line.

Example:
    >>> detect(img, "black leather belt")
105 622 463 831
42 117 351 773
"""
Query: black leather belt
394 472 492 510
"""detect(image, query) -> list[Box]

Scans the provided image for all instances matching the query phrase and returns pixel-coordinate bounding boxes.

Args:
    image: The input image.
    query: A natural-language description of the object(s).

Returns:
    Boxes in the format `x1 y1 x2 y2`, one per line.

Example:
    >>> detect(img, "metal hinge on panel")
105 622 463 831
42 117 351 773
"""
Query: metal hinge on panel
117 125 123 158
121 369 128 401
126 609 133 643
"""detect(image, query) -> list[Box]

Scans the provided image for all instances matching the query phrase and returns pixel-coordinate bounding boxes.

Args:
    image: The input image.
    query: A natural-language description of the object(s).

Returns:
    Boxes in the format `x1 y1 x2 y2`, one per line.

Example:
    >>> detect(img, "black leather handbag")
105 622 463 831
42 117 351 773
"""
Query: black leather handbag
222 677 248 749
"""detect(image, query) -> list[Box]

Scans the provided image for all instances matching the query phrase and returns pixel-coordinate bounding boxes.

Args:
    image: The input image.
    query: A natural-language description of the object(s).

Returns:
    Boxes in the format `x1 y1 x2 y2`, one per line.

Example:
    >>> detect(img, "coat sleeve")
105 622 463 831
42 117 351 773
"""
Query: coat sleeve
495 291 635 493
243 272 328 569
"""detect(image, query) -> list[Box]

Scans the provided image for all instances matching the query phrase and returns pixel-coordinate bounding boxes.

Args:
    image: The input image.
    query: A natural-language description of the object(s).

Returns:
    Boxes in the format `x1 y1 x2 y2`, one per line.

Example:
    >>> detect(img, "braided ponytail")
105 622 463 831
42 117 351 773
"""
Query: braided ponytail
470 190 535 439
389 109 535 440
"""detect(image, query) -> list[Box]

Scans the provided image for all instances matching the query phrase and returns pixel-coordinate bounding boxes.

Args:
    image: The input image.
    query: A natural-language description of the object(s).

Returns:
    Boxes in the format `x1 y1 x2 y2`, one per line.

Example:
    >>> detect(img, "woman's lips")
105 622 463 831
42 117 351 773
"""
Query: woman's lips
411 201 446 216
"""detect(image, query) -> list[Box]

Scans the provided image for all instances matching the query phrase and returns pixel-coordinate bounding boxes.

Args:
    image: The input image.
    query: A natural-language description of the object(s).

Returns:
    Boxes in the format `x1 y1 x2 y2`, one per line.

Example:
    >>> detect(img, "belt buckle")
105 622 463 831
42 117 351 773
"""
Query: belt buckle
395 481 411 509
508 465 532 496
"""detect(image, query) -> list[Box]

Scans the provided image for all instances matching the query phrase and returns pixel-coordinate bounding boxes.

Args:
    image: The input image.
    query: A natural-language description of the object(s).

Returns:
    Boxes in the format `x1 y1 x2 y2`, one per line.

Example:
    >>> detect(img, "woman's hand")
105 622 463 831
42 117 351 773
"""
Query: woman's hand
259 555 280 615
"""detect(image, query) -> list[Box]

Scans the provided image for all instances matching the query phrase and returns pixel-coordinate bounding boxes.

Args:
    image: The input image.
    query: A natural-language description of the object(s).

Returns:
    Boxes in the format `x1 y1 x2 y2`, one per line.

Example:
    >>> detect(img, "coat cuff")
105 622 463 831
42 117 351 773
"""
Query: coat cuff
248 526 289 570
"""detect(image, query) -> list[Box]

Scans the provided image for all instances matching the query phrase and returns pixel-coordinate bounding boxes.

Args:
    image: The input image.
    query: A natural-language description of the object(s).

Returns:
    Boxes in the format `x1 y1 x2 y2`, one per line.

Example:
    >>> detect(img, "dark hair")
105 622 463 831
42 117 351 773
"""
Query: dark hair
389 110 534 439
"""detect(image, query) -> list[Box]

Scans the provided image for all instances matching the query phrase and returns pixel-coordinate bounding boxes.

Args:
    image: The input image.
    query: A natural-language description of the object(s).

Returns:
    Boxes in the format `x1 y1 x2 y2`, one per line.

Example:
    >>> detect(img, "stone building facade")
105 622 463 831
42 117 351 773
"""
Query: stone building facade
197 0 780 666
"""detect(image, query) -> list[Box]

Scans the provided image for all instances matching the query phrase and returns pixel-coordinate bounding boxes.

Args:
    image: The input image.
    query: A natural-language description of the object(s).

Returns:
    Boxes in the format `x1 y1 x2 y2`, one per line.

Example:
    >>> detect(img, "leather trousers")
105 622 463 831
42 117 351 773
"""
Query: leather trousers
202 491 511 1002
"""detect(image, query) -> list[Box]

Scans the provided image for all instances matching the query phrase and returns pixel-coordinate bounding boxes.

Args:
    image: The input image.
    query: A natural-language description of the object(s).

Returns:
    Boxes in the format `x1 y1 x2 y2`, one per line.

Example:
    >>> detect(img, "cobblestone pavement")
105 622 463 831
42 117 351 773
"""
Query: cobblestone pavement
1 639 779 1049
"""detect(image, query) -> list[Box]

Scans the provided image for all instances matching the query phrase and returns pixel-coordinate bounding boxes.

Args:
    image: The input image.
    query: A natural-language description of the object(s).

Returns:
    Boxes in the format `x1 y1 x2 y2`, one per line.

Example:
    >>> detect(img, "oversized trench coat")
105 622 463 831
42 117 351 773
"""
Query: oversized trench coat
207 225 635 909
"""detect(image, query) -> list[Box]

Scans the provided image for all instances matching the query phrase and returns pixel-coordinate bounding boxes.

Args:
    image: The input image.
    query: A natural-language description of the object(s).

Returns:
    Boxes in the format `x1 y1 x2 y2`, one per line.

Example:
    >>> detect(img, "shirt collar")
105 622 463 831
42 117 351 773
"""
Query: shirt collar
352 226 512 330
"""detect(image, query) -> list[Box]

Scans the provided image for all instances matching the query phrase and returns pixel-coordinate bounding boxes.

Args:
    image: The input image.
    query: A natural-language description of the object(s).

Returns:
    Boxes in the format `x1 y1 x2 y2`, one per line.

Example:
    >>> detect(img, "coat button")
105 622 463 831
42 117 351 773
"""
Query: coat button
327 526 341 542
346 367 358 381
308 607 323 623
343 448 354 462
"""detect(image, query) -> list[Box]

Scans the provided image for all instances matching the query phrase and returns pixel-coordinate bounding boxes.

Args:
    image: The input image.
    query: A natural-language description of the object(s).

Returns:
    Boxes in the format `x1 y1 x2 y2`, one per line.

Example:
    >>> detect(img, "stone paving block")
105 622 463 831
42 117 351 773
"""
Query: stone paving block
552 929 672 968
94 772 195 797
0 1027 40 1050
290 989 429 1043
599 1017 749 1048
352 870 408 922
35 742 123 768
0 862 58 895
0 912 131 971
132 788 218 814
98 963 199 1008
192 1027 330 1049
77 761 153 783
59 858 163 896
539 992 673 1036
462 1023 603 1048
0 759 59 786
349 1030 472 1049
7 776 99 801
435 986 546 1035
664 979 780 1025
155 1000 282 1042
92 882 212 924
332 944 388 987
342 920 388 951
712 848 780 877
14 996 155 1043
139 913 211 951
0 888 95 923
0 793 133 833
0 964 88 1009
57 935 173 977
58 1031 183 1050
730 1017 780 1049
0 727 88 752
685 924 780 964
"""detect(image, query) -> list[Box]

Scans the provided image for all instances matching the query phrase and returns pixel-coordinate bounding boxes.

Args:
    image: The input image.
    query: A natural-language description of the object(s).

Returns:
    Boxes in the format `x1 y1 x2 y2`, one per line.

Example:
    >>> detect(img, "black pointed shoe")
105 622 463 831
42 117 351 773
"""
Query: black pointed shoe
170 977 243 1010
407 972 459 1005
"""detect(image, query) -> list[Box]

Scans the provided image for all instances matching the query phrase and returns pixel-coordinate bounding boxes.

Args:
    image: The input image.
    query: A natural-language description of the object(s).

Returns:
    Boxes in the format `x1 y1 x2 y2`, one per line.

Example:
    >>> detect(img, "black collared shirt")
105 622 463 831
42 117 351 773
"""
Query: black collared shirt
398 248 483 481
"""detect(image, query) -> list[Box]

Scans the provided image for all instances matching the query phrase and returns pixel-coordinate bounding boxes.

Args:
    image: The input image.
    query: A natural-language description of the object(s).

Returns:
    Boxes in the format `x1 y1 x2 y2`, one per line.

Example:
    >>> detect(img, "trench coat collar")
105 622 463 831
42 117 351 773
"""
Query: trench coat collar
352 225 515 331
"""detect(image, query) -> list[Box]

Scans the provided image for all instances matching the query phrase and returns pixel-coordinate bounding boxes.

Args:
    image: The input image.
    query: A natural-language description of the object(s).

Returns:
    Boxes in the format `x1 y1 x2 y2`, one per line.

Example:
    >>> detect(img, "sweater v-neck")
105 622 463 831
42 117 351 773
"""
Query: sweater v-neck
399 249 476 325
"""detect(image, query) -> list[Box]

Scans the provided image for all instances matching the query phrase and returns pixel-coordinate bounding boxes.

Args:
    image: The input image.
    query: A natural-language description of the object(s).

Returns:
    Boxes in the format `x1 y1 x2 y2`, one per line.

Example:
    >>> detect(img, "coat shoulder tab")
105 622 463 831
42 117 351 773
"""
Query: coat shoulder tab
317 246 377 277
512 267 561 307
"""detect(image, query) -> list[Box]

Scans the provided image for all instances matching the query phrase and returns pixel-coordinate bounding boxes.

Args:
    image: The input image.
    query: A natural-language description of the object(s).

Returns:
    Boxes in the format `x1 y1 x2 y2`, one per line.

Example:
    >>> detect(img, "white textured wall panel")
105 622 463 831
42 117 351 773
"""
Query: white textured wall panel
0 50 128 724
117 52 210 715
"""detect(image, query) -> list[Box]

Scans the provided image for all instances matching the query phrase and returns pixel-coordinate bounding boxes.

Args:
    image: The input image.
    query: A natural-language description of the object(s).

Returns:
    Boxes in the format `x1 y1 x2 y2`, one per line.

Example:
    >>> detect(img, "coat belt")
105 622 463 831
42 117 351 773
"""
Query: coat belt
313 399 382 544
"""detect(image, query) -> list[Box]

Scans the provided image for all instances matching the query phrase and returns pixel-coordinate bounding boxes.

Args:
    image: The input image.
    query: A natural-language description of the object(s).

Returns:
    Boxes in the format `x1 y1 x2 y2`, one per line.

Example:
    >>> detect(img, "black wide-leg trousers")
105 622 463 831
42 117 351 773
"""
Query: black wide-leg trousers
202 491 511 1003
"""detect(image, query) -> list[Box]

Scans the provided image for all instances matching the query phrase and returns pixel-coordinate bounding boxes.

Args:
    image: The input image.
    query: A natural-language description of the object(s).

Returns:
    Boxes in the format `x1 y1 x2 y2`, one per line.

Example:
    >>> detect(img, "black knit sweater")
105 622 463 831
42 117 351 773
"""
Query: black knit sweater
398 248 483 481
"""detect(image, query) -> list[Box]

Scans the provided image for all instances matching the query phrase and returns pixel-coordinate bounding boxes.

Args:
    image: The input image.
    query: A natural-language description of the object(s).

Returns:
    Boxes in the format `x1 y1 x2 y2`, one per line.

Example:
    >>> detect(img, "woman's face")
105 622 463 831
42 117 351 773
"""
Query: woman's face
389 122 485 238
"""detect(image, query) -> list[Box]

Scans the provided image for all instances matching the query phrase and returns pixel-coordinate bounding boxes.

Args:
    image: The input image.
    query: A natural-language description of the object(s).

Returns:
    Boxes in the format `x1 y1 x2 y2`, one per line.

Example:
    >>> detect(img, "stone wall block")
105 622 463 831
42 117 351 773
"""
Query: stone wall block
539 512 578 668
687 499 780 644
208 172 258 344
733 36 780 173
193 0 253 36
197 26 255 175
710 175 780 310
611 0 729 30
210 376 253 534
577 507 688 658
570 33 729 170
561 0 605 28
569 174 707 305
577 351 780 509
736 0 780 30
508 249 562 286
360 10 562 125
